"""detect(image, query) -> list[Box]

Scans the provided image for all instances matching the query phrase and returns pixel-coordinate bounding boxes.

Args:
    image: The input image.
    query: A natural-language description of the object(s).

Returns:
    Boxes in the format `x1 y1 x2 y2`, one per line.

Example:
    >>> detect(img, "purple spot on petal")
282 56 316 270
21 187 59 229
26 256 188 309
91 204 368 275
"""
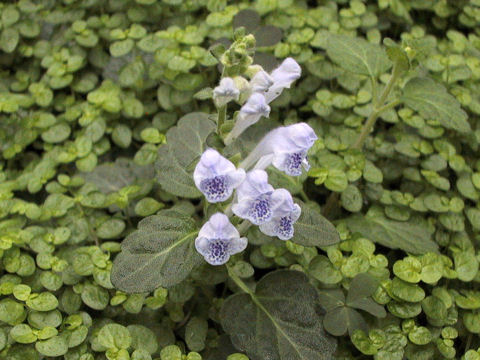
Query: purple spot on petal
278 215 294 239
206 239 230 264
248 194 272 224
200 175 230 202
285 151 306 176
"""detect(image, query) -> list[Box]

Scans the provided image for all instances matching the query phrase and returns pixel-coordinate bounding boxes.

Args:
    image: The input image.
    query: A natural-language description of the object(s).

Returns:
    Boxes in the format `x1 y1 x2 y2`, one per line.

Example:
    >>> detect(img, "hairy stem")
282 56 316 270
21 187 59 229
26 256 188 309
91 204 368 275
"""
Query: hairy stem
217 105 226 135
323 62 402 217
226 263 254 296
352 63 401 150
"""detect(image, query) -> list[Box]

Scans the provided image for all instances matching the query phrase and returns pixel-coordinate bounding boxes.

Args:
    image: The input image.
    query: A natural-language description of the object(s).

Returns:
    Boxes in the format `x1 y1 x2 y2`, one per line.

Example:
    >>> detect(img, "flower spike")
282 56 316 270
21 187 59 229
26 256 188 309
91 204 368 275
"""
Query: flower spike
194 148 246 203
195 213 248 265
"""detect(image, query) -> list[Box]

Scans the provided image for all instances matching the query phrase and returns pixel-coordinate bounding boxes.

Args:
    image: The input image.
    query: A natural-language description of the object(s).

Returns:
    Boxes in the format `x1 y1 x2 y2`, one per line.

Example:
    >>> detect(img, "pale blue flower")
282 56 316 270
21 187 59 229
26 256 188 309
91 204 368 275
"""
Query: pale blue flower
269 123 317 176
213 77 240 107
232 170 291 225
225 93 270 144
249 70 274 93
259 191 301 240
240 123 317 176
194 148 245 203
265 57 302 103
195 213 248 265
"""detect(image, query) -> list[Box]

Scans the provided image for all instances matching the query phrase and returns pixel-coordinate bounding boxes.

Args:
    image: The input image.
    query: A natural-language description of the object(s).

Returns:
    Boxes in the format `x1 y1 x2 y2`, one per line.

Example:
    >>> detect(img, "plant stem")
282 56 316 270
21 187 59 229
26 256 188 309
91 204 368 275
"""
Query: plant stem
352 63 401 150
237 220 252 235
217 105 226 135
226 263 253 295
370 76 378 104
323 63 402 217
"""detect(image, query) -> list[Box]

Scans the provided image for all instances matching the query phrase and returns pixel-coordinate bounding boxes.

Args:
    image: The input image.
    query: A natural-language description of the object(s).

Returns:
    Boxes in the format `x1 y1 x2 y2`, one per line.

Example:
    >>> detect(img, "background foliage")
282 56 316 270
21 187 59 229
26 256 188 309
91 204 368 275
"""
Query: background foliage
1 0 480 359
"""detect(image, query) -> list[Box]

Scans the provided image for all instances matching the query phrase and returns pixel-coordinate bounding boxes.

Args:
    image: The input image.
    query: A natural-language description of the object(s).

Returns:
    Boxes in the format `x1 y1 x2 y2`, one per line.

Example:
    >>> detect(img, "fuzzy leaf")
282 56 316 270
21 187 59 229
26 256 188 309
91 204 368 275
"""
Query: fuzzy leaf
220 270 337 360
291 203 341 247
326 34 391 77
81 158 153 194
401 77 470 133
155 112 216 198
346 214 438 254
111 210 201 293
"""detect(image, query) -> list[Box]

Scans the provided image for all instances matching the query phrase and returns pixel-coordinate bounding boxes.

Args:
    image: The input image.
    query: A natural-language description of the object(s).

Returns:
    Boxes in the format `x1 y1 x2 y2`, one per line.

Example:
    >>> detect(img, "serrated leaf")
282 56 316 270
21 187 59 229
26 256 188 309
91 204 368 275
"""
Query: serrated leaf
111 210 201 293
291 203 340 247
345 214 438 254
326 34 391 77
220 270 337 360
155 112 216 198
401 77 470 133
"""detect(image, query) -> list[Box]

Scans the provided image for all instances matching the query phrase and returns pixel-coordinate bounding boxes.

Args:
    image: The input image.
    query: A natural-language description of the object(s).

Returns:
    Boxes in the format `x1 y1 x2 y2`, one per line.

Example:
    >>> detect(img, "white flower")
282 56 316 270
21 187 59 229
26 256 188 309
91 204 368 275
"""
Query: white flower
194 148 246 203
249 70 274 93
232 170 292 225
195 213 248 265
213 77 240 107
240 123 317 176
226 93 270 143
259 192 301 240
265 57 301 103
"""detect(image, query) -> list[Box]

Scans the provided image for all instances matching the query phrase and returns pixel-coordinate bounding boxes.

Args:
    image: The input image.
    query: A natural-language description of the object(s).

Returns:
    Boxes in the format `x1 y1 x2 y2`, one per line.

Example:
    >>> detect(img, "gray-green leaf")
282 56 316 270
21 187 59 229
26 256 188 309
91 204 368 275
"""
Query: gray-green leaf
346 214 438 254
292 203 341 247
401 77 470 133
220 270 337 360
111 210 201 293
326 34 391 77
155 112 215 198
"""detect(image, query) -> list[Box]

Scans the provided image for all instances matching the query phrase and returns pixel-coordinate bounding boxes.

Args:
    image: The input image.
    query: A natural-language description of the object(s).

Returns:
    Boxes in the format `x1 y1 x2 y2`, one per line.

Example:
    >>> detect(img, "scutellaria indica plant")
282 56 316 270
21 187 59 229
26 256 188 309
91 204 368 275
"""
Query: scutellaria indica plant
1 1 480 359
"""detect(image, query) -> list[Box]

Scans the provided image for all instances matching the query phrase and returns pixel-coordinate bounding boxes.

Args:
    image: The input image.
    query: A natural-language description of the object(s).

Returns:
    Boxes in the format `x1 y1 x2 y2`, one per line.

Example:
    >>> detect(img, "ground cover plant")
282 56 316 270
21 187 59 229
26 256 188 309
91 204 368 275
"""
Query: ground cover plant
1 0 480 359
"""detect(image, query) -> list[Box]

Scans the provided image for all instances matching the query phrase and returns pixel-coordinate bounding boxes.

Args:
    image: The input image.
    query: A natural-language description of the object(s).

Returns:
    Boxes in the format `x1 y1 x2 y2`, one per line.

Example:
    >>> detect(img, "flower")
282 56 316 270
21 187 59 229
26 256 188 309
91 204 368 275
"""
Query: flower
226 92 270 143
232 170 292 225
194 148 246 203
249 70 274 93
269 123 318 176
240 123 317 176
259 192 301 240
264 57 301 103
213 77 240 107
195 213 248 265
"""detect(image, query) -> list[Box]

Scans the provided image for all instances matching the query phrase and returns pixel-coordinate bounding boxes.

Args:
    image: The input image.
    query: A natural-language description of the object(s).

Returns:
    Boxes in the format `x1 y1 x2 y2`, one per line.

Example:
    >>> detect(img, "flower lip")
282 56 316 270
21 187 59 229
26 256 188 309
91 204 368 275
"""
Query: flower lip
213 77 240 107
195 213 248 265
194 148 246 203
250 70 274 93
232 170 292 225
265 57 302 103
240 122 317 176
226 93 271 143
240 92 270 117
259 194 301 241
